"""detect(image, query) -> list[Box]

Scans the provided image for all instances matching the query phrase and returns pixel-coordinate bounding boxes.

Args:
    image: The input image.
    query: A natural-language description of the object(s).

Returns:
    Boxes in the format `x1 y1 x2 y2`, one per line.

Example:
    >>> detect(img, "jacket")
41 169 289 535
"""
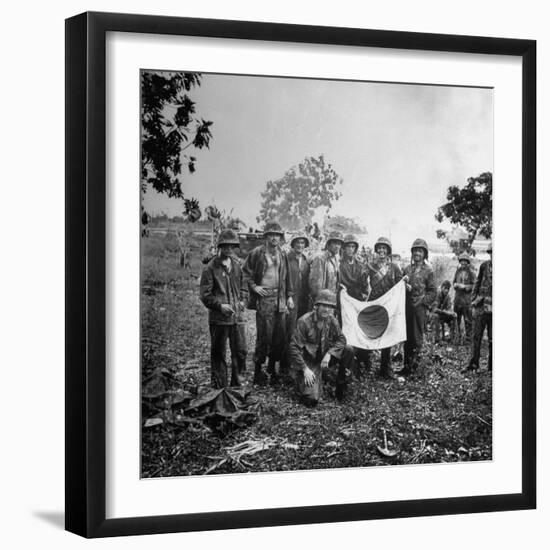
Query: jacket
339 258 368 301
452 266 476 307
199 256 248 325
403 262 436 308
242 244 293 311
287 249 310 314
433 290 453 315
309 251 340 301
367 260 403 300
289 310 346 371
472 260 492 311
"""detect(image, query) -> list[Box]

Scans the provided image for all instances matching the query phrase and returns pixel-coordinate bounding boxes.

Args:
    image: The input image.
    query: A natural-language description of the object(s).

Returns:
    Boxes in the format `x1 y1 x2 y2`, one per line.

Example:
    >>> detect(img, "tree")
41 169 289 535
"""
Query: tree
435 172 492 255
256 155 343 231
141 71 213 216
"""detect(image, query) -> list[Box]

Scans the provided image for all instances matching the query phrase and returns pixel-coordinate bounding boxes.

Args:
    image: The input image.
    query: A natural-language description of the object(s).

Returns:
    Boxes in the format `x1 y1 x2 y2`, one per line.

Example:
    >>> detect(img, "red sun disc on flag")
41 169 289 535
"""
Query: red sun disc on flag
357 305 389 339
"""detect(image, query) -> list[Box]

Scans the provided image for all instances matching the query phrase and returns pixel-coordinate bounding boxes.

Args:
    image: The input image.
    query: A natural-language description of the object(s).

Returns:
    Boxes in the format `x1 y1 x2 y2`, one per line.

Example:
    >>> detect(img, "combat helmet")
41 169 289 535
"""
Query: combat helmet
325 230 344 247
343 234 359 249
290 232 310 248
411 238 429 259
374 236 392 255
315 289 337 308
263 220 285 238
217 228 240 247
458 252 471 263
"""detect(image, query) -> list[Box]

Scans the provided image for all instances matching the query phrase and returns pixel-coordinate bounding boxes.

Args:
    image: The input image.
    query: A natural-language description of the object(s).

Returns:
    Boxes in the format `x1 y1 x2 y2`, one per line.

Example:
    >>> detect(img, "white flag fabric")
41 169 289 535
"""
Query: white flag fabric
340 280 406 350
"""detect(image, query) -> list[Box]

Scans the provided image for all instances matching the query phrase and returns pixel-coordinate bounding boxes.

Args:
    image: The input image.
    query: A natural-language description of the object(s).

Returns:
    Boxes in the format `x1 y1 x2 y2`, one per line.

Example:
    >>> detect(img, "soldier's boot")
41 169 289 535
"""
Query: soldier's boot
253 362 268 386
380 362 397 380
335 382 346 402
267 358 280 385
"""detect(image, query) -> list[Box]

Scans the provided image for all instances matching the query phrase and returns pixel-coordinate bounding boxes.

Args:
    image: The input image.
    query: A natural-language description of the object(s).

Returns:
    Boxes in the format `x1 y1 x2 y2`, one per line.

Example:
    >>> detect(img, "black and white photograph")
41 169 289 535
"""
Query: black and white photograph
140 69 493 478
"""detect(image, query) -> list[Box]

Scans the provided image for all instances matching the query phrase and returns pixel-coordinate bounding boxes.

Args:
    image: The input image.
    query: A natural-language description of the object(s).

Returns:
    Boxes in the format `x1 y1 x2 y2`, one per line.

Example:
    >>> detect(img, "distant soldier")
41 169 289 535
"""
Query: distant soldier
289 290 356 406
464 243 493 372
243 221 294 385
402 238 436 375
199 229 248 388
367 237 403 379
309 230 344 302
452 252 476 343
432 280 457 344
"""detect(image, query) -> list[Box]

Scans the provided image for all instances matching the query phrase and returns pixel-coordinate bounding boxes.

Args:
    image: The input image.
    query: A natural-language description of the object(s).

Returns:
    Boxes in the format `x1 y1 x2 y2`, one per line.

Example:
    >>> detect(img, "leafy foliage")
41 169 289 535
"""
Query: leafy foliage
435 172 492 254
257 155 343 231
141 71 213 200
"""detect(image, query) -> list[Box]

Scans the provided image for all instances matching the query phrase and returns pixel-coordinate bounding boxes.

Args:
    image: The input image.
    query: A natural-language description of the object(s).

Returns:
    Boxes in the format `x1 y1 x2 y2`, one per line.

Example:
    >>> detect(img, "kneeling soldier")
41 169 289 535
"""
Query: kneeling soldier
289 290 356 406
199 229 248 388
432 280 457 344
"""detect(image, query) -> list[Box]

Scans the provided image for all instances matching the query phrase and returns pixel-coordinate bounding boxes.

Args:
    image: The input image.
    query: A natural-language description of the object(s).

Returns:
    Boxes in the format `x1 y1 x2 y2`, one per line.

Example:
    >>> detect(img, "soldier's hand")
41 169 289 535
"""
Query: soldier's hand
405 283 412 292
303 367 315 387
321 353 331 370
254 285 269 297
403 275 409 282
220 304 235 315
287 296 295 310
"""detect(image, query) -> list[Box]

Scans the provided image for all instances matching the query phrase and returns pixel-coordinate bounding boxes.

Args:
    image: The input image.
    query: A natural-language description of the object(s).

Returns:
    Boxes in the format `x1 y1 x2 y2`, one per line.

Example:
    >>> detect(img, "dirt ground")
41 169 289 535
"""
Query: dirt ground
141 232 492 478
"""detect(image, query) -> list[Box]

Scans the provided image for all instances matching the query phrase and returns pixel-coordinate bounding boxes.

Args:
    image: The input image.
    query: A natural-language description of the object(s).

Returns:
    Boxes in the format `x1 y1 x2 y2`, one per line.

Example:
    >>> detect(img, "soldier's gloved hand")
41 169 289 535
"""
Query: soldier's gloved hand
321 353 331 370
287 296 294 310
220 304 235 315
303 367 316 387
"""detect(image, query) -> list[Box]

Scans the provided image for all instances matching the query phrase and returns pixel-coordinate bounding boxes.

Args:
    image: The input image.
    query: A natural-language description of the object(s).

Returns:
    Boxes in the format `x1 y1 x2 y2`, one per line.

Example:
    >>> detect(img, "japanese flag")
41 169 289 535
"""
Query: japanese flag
340 280 406 350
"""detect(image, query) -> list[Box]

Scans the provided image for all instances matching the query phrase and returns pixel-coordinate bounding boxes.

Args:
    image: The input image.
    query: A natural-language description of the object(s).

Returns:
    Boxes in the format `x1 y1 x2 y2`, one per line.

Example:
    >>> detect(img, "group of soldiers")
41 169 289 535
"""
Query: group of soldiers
199 220 493 406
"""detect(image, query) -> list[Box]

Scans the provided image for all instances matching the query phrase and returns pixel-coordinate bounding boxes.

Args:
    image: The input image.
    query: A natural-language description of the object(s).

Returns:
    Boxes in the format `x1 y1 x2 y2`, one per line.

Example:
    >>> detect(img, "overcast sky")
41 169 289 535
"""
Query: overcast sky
143 72 492 255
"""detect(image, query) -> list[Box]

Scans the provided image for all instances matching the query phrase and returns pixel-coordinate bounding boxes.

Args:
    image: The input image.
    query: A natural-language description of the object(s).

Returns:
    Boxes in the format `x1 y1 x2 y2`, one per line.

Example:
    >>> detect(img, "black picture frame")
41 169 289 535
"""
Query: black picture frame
65 11 536 538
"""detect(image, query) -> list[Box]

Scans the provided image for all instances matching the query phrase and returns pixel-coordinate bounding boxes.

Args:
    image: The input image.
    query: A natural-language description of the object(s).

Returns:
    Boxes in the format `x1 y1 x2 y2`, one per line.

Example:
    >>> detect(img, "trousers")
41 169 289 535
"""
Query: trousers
209 324 247 388
454 303 473 341
254 295 286 367
404 302 427 370
295 345 356 405
469 310 492 370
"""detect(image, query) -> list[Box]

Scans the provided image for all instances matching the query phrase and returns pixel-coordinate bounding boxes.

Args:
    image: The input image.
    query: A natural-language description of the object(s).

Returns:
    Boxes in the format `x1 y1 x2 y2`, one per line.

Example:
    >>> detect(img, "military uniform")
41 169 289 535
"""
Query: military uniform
467 259 493 371
403 258 436 372
243 239 293 381
367 256 403 376
200 254 248 388
432 289 456 343
289 308 355 406
286 247 311 337
308 230 344 302
453 262 476 342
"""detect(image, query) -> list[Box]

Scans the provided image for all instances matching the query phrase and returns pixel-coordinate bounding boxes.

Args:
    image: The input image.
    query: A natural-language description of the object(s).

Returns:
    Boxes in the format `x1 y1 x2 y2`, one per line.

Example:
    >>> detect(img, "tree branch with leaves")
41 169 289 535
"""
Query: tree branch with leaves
435 172 492 255
256 155 343 231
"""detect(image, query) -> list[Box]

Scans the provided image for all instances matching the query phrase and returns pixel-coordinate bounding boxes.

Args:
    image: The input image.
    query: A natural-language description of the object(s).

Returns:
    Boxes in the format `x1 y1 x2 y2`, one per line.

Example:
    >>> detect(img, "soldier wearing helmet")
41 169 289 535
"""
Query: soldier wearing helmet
401 238 436 375
338 233 371 374
365 236 404 379
339 234 368 301
199 229 248 388
242 221 294 385
452 252 476 343
464 242 493 373
281 233 312 377
308 230 344 302
288 290 356 406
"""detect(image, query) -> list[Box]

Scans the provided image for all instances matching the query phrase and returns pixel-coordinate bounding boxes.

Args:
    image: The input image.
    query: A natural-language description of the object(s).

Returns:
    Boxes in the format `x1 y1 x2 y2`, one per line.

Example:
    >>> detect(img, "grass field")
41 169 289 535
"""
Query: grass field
141 231 492 477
